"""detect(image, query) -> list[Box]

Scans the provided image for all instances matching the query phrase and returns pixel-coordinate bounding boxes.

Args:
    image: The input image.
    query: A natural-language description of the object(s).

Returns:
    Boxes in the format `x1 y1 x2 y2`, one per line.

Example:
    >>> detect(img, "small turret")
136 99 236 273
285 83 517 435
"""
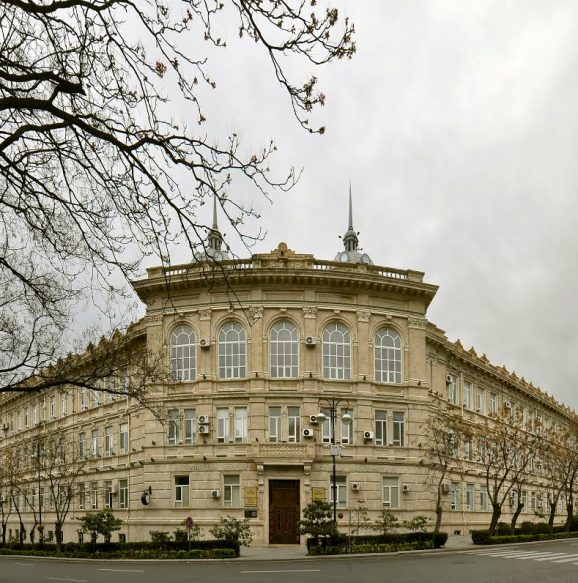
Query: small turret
334 186 373 264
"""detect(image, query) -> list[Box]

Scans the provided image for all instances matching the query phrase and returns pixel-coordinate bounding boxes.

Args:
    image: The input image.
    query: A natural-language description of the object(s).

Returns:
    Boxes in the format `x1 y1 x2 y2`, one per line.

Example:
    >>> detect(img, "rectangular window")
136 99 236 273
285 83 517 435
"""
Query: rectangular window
463 380 472 409
383 477 399 509
448 375 458 405
41 399 47 421
106 377 116 402
184 409 196 445
79 432 87 459
78 483 85 510
466 483 474 511
61 394 67 416
224 475 241 508
24 408 29 428
104 481 113 509
375 410 387 446
530 491 536 511
168 409 179 445
476 388 485 414
50 397 56 419
330 475 347 509
91 482 99 510
91 429 100 457
480 485 488 511
120 422 129 454
119 479 129 509
521 490 527 511
217 408 229 443
174 476 189 507
91 389 101 407
234 407 247 443
392 412 405 446
121 369 129 394
105 426 114 456
32 404 38 425
80 388 88 411
287 407 300 443
464 439 473 461
269 407 281 443
321 407 332 443
490 392 497 414
340 409 353 444
450 482 460 511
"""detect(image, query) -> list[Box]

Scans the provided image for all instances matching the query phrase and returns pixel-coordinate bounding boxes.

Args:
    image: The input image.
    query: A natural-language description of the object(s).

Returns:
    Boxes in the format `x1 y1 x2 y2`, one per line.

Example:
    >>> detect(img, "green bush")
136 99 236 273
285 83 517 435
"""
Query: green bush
472 530 578 545
495 522 513 535
210 516 253 547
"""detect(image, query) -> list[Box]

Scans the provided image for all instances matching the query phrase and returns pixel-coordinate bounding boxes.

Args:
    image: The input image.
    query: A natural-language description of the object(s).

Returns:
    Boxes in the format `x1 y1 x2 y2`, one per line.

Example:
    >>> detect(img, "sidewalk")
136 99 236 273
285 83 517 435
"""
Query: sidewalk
239 535 476 561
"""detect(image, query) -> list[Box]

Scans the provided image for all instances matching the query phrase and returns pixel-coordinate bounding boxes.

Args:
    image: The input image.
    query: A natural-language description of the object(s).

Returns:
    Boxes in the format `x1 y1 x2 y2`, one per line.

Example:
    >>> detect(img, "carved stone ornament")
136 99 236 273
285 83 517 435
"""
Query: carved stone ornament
199 309 212 321
408 317 426 328
249 306 263 321
356 310 371 322
302 307 318 319
147 314 163 324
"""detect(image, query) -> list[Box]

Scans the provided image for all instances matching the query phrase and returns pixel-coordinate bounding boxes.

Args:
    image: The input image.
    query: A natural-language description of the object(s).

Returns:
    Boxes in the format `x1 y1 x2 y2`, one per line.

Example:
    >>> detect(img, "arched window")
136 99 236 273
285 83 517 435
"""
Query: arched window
218 322 246 379
374 328 402 383
170 325 196 381
322 323 351 380
270 321 299 378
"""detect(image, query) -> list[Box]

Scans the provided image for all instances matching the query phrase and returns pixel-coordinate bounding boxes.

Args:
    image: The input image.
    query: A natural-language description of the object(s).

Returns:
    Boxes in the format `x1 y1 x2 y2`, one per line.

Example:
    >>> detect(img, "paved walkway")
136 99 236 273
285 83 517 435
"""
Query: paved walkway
240 535 476 561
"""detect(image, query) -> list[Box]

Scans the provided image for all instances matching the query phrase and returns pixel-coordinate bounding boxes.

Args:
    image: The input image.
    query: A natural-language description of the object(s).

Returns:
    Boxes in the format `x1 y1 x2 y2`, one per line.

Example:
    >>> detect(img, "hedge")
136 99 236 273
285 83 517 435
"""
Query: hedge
0 539 239 559
471 530 578 546
306 532 447 555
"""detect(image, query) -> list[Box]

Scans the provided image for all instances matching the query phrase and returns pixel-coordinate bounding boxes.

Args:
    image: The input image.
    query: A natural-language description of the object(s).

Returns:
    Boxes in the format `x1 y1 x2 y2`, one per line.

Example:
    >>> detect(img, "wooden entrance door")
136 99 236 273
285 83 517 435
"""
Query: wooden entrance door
269 479 300 544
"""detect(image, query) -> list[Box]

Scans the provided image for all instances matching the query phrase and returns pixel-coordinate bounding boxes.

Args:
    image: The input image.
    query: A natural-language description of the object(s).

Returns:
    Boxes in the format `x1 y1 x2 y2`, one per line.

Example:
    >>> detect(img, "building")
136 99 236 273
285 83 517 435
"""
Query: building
0 197 576 545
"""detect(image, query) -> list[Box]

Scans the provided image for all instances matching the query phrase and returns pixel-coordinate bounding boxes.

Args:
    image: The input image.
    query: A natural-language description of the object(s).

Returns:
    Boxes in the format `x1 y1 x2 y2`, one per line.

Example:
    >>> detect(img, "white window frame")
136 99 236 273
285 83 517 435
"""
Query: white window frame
91 429 100 457
269 320 299 378
174 475 189 507
168 409 179 445
218 322 246 379
105 426 114 456
217 408 229 443
466 483 474 511
374 328 402 383
383 477 399 509
340 408 353 444
322 323 351 380
170 325 196 381
448 376 458 405
480 484 488 511
234 407 247 443
119 479 129 509
269 407 281 443
476 387 485 414
392 412 405 447
184 409 196 445
330 475 347 509
119 422 129 454
287 407 300 443
375 410 387 446
224 475 241 508
463 380 472 409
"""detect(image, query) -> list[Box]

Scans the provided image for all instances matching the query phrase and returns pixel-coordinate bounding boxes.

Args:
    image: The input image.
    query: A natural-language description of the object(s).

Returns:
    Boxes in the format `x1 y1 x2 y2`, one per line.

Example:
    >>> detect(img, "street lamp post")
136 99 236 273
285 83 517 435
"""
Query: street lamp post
316 398 351 525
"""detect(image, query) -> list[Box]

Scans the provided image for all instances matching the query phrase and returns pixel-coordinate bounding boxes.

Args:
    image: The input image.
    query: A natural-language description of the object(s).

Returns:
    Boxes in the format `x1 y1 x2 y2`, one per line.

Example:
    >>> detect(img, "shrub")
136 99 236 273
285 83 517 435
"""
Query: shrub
210 515 253 547
495 522 513 535
300 501 337 544
372 510 399 536
149 531 172 544
403 515 428 533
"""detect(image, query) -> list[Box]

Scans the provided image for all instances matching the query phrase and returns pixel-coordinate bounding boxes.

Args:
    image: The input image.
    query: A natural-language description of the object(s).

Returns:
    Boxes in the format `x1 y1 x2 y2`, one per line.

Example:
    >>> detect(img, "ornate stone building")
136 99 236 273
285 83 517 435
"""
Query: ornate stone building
0 198 576 544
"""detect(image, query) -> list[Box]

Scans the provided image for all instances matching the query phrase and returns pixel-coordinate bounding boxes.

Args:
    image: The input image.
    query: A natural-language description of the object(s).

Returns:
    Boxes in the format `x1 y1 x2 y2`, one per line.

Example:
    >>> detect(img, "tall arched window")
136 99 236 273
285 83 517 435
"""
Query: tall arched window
270 321 299 378
218 322 246 379
322 323 351 380
170 325 196 381
374 328 402 383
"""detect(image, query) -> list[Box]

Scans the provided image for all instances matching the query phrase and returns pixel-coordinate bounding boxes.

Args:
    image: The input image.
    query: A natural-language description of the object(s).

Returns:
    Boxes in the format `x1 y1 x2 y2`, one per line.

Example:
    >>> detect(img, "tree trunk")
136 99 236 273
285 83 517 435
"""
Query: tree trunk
434 504 443 533
19 521 25 544
564 501 574 531
510 503 524 530
489 503 502 533
55 521 63 551
1 523 6 545
548 502 556 531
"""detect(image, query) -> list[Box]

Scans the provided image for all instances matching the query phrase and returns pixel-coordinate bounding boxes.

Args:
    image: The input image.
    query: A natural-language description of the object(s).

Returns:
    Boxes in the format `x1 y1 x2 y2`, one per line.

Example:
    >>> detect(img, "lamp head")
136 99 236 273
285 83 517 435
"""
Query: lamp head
315 412 327 423
341 412 352 425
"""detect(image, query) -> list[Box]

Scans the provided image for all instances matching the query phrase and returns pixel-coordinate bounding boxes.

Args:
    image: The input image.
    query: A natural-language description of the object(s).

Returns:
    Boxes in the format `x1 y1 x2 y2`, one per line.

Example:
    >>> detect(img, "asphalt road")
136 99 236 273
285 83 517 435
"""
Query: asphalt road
3 540 578 583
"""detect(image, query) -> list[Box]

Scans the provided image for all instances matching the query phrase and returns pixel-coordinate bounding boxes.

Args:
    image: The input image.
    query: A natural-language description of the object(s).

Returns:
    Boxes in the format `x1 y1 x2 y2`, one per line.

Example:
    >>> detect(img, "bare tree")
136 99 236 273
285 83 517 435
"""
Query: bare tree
473 408 541 533
423 403 466 533
0 447 17 544
0 1 355 395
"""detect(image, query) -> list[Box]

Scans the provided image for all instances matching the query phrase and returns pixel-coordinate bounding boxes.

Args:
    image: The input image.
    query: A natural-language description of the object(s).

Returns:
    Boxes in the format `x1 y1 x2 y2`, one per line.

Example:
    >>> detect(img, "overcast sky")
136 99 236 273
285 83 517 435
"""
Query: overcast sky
141 2 578 411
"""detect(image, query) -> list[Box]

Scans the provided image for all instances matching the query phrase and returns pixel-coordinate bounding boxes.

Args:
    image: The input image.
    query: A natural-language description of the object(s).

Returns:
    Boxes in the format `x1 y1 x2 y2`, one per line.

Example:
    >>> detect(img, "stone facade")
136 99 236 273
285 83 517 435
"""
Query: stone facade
0 243 576 544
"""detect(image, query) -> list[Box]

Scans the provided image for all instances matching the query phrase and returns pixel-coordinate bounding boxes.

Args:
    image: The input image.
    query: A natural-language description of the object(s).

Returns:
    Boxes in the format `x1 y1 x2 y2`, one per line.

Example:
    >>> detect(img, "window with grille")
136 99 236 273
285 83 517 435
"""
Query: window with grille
269 321 299 378
218 322 246 379
322 323 351 380
374 328 402 383
170 325 196 381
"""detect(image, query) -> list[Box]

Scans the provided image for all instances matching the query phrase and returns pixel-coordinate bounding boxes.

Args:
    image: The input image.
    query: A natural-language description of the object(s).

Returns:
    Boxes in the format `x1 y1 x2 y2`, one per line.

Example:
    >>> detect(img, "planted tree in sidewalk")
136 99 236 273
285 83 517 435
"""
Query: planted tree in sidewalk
77 509 122 550
210 515 253 547
472 407 542 533
423 403 466 533
299 500 337 544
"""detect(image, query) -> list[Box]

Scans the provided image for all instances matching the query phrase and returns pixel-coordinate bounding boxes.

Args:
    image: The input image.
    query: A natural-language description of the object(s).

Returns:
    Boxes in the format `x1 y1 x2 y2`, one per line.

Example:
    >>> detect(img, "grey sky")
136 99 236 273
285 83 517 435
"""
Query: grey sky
142 2 578 410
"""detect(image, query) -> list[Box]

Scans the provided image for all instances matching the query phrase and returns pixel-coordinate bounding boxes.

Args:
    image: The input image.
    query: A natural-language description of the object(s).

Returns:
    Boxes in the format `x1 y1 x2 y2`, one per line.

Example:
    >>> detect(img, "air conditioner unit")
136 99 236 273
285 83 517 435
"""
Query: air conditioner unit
211 489 221 498
537 501 544 509
198 415 210 425
199 338 211 349
302 428 314 438
363 431 374 440
351 482 361 491
109 485 117 495
382 501 391 507
445 374 453 384
504 400 512 409
450 503 457 510
402 484 410 493
198 425 210 434
441 483 451 494
309 415 320 424
305 336 317 346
